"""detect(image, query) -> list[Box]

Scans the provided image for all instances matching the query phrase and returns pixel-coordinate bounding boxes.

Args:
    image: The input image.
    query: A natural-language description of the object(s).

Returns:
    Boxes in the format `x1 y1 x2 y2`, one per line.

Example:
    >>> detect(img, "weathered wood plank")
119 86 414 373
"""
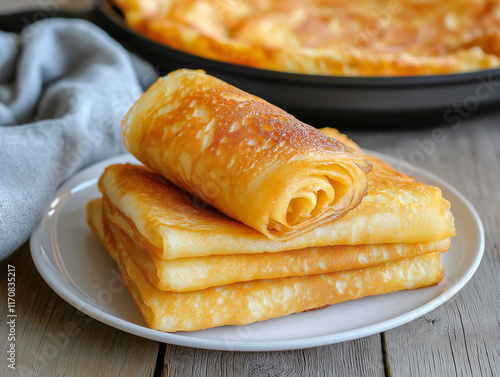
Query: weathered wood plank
0 242 159 377
160 336 385 377
154 113 500 377
2 79 499 376
351 113 500 377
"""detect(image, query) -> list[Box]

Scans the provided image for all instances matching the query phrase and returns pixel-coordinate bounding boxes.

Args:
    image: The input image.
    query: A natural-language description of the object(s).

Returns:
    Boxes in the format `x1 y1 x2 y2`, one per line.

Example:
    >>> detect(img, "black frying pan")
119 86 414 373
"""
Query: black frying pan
3 0 500 128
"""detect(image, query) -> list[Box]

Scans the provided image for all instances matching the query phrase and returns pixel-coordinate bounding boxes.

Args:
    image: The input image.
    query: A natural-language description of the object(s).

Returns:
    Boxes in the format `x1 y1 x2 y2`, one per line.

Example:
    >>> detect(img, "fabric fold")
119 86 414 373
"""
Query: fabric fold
0 19 153 260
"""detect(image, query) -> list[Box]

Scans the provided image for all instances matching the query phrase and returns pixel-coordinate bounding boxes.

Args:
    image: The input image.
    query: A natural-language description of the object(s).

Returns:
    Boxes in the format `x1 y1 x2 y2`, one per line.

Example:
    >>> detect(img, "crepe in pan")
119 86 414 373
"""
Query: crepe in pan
89 196 451 292
122 69 371 241
97 152 455 261
113 0 500 76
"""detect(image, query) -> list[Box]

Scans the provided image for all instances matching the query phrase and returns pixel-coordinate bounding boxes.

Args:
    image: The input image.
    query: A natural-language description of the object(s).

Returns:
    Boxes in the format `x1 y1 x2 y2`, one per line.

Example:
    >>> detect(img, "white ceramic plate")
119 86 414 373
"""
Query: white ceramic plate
30 151 484 352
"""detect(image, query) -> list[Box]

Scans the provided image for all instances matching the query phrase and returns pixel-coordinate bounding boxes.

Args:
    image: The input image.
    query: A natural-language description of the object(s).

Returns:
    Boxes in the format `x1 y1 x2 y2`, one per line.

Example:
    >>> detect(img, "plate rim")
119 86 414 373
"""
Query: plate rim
30 151 485 351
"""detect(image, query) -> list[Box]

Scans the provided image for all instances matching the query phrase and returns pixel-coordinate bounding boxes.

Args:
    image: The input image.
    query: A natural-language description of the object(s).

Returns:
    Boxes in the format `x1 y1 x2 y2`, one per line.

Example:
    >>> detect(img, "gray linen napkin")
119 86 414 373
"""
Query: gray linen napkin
0 18 156 260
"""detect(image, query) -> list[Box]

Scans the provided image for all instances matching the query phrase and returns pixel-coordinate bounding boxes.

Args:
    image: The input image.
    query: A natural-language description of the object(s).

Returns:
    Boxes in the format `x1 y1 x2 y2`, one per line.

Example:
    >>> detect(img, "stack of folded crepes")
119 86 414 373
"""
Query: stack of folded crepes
86 69 455 332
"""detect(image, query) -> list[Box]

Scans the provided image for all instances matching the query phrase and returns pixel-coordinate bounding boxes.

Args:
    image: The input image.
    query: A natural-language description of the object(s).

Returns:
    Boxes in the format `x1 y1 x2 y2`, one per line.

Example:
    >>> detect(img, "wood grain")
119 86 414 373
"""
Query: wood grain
0 242 159 377
159 337 385 377
351 113 500 377
1 111 500 376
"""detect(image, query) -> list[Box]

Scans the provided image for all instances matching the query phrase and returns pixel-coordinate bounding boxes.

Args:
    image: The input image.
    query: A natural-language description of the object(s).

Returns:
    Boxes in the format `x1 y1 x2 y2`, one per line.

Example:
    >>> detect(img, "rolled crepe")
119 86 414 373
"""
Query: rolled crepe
122 69 371 241
117 236 444 332
97 152 455 260
88 196 451 292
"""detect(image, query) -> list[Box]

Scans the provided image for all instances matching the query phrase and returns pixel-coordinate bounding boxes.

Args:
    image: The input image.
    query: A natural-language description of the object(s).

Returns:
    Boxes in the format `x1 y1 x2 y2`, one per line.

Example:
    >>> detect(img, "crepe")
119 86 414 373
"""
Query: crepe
87 201 445 332
97 150 455 261
87 127 452 332
115 233 444 332
113 0 500 76
88 196 450 292
87 172 447 333
122 69 371 241
87 187 445 333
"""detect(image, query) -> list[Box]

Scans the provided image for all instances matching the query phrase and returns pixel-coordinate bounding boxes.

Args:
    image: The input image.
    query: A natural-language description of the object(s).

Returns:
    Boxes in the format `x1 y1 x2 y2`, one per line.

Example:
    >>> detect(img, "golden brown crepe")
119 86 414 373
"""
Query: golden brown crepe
113 0 500 76
116 234 444 332
87 127 453 332
88 201 445 332
87 183 446 332
88 196 450 292
97 153 455 261
122 69 371 241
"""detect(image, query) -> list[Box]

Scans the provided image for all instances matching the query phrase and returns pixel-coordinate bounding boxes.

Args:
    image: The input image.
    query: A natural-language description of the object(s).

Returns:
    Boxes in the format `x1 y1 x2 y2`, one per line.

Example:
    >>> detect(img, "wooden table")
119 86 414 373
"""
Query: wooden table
1 3 500 376
2 110 500 377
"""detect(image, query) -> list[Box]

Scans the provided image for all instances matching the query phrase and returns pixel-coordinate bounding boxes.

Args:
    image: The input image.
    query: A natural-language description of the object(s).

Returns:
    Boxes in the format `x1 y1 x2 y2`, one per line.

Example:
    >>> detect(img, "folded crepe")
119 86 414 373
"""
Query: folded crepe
121 69 372 241
125 252 444 332
88 196 450 292
87 127 453 332
97 148 455 261
101 218 444 332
